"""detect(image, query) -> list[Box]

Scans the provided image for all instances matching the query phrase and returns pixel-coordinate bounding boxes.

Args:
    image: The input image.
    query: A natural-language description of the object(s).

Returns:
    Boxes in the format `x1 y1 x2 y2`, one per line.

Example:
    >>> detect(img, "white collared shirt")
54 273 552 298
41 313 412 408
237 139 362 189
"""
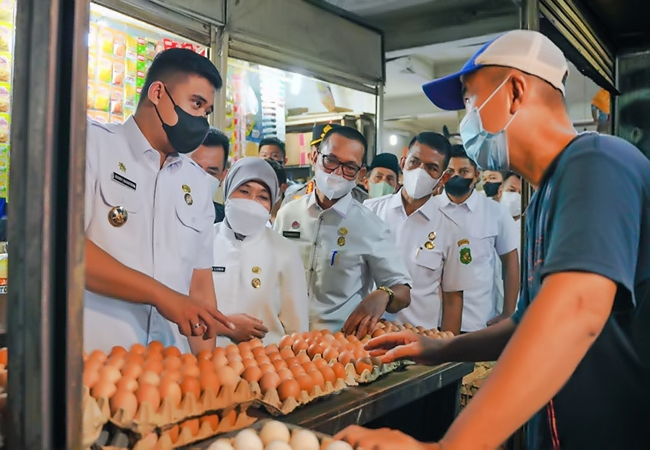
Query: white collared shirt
436 190 519 331
274 192 412 332
212 224 309 346
364 192 475 329
84 117 214 353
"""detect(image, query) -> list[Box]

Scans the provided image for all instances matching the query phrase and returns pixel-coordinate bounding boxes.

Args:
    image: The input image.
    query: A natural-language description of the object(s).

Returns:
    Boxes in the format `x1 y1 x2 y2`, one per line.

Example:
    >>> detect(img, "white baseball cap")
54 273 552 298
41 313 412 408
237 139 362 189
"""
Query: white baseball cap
422 30 569 111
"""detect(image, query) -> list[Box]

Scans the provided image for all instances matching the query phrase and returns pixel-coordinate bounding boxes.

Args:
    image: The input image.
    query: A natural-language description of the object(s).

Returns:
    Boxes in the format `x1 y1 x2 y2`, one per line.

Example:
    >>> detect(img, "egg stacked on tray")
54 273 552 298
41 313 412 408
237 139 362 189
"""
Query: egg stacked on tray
370 319 456 339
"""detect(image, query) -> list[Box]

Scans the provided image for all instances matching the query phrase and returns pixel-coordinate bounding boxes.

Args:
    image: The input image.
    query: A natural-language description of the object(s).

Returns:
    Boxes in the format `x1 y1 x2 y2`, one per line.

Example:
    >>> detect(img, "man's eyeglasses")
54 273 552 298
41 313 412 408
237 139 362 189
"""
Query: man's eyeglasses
318 152 362 178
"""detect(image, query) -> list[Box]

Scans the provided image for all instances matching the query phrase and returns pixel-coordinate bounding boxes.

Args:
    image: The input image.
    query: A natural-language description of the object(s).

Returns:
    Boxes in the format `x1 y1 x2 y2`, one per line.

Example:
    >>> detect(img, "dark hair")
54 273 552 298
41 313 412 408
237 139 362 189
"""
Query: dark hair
321 126 368 164
265 159 287 186
139 48 222 106
202 127 230 170
503 171 521 183
408 132 452 169
450 144 477 170
259 137 286 158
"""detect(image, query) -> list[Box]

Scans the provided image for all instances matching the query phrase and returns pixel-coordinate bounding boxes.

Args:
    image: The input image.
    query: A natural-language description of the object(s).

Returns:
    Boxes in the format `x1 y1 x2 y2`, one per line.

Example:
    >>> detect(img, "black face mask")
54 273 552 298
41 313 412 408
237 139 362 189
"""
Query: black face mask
445 176 474 197
154 85 210 154
483 181 502 198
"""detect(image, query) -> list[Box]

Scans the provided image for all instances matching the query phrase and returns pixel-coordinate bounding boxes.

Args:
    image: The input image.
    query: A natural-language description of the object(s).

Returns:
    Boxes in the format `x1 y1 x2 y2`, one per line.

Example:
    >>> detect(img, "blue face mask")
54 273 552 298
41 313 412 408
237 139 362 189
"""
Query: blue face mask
459 77 519 172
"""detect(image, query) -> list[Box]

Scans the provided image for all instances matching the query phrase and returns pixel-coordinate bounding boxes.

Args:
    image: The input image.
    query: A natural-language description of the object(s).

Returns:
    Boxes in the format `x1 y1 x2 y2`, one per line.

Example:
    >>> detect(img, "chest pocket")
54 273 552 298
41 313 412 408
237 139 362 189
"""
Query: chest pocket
471 227 498 266
318 249 363 297
98 172 141 249
175 194 212 263
412 248 444 271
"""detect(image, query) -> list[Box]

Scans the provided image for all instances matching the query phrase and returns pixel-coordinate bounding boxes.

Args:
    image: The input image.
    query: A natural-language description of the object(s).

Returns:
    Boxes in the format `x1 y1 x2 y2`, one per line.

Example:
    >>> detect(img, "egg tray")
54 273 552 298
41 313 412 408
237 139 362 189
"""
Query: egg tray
94 407 257 450
343 360 407 386
213 418 342 448
88 378 260 436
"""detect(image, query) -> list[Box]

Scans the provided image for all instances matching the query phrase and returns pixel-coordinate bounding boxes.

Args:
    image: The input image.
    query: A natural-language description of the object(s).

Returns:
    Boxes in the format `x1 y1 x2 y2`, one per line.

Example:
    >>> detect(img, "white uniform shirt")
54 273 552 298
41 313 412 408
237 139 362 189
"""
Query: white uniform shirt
212 223 309 346
364 192 475 329
84 117 214 353
436 190 519 331
274 192 412 332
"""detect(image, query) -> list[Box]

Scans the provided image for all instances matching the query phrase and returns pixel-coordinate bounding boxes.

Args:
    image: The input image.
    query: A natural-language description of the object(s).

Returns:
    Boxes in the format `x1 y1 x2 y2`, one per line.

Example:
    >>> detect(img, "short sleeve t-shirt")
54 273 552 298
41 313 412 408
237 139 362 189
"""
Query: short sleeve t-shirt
511 133 650 450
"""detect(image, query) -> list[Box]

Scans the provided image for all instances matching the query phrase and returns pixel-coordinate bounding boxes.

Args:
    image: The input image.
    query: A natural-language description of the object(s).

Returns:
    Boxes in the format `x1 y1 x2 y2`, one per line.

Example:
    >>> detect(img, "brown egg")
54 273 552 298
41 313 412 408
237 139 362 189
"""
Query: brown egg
200 414 220 432
265 344 279 355
251 346 266 357
144 349 163 363
91 380 116 399
355 358 373 375
272 359 288 371
240 350 254 360
279 335 294 349
372 329 386 338
198 359 214 374
346 335 359 343
160 370 181 383
249 338 264 349
129 344 146 355
120 363 142 380
295 373 314 394
259 371 281 394
333 331 345 341
196 350 212 362
307 334 322 345
216 365 239 388
163 346 181 358
296 353 311 365
143 359 163 374
314 358 329 371
237 341 251 353
255 354 271 366
416 326 426 333
84 358 103 373
116 376 138 392
83 368 99 389
370 356 382 367
301 331 312 340
110 389 138 417
268 352 282 362
159 377 182 407
307 370 325 389
301 361 316 373
180 377 201 400
258 363 275 375
109 346 128 358
277 368 293 382
319 366 336 386
292 340 309 354
225 344 239 355
322 348 339 363
224 409 238 426
138 370 160 387
242 365 263 383
212 347 226 359
180 418 200 437
277 379 301 402
331 362 346 380
199 371 220 394
228 360 245 376
227 352 243 363
180 353 198 366
180 364 200 379
279 347 295 360
213 355 229 369
105 355 125 371
242 358 258 369
146 340 164 353
320 329 333 336
353 347 368 360
290 332 302 341
338 351 355 366
124 353 145 366
290 365 306 378
99 365 122 384
160 356 180 372
166 425 180 444
284 356 299 368
307 343 325 359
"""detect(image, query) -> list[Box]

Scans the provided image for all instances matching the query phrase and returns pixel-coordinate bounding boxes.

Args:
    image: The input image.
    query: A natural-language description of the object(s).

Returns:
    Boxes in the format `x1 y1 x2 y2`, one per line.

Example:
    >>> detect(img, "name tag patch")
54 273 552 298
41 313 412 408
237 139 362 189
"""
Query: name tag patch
283 231 301 239
112 172 137 190
212 266 226 273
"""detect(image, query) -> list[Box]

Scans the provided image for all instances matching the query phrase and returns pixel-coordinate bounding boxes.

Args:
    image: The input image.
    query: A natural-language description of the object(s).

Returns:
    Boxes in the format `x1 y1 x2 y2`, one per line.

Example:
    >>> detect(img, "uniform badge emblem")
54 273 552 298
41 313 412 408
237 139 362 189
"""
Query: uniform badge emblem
424 241 435 250
184 193 193 205
337 236 346 247
338 227 348 236
118 162 126 173
251 278 261 289
292 221 300 229
428 231 436 241
182 184 191 194
460 247 472 265
108 206 128 227
252 266 261 274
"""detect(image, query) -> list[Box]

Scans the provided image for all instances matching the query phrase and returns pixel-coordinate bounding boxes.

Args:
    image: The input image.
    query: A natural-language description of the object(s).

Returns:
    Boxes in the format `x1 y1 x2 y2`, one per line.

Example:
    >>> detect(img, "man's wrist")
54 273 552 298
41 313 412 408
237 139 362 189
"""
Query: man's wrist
377 286 394 308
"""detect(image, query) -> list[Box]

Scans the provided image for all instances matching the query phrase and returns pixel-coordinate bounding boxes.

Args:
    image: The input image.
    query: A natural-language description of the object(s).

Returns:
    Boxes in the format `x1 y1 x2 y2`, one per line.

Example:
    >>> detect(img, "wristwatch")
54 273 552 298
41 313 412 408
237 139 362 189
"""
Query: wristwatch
377 286 395 305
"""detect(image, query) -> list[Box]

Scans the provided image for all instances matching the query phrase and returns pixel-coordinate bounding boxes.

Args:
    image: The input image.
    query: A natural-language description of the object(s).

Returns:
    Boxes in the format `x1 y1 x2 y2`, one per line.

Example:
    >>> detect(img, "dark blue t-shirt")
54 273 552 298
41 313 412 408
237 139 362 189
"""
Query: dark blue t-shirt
512 133 650 450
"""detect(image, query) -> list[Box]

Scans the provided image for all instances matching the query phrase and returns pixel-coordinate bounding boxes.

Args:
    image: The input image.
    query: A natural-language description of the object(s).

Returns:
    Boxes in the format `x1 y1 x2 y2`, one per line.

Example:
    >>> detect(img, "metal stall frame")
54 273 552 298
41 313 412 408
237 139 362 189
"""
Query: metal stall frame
216 0 386 158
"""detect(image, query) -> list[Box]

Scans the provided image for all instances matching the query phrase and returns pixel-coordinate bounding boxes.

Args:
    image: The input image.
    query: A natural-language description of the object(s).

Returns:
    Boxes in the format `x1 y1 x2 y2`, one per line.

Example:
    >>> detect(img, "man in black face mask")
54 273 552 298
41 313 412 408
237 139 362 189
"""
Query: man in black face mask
84 48 235 356
437 145 520 332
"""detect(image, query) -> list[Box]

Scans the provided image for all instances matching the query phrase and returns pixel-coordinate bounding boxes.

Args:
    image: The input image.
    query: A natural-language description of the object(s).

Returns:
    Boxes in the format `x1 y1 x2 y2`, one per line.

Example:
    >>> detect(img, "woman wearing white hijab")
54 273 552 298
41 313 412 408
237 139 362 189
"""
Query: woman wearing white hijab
213 157 309 345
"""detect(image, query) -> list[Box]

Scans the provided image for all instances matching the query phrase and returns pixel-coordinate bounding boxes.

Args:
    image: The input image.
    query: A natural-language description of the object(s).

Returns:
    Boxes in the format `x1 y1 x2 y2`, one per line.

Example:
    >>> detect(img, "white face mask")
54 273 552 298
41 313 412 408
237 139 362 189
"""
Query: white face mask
402 167 440 200
314 167 356 200
206 172 221 200
225 198 270 236
500 191 522 218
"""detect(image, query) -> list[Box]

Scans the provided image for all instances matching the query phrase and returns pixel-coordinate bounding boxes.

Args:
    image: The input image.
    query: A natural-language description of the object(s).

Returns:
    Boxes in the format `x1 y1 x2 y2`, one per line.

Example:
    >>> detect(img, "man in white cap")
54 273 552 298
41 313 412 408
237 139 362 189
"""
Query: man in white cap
336 29 650 450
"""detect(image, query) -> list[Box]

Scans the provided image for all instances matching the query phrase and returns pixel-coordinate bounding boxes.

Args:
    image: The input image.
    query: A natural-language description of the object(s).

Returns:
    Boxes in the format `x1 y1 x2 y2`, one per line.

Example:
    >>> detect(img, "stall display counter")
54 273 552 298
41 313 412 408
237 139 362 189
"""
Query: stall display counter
191 362 473 449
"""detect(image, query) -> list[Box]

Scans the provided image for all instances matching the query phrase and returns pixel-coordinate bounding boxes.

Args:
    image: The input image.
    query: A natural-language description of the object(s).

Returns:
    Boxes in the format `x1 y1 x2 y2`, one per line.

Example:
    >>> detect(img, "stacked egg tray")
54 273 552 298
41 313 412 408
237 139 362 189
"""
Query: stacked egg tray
209 419 356 450
370 319 456 339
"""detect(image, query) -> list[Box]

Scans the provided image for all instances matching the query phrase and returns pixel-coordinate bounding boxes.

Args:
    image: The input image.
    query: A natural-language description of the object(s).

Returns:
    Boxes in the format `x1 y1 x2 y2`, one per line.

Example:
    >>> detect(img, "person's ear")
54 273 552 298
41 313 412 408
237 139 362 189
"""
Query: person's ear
280 183 288 194
147 81 164 106
284 157 288 165
439 171 452 186
220 169 228 182
510 74 527 114
363 178 369 190
399 156 406 171
358 166 367 180
310 150 318 166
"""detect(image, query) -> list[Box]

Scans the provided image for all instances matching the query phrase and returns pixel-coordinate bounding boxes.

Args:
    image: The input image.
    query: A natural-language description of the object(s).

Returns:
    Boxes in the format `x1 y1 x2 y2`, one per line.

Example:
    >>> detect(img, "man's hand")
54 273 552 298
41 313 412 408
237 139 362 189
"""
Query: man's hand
342 290 390 339
364 330 447 365
487 313 510 327
334 425 439 450
154 291 234 339
227 314 269 343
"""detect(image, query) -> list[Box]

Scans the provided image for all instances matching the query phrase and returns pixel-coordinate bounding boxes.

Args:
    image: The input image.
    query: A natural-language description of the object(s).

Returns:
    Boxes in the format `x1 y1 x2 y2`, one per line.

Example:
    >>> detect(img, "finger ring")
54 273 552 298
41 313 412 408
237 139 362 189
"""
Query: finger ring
193 322 202 329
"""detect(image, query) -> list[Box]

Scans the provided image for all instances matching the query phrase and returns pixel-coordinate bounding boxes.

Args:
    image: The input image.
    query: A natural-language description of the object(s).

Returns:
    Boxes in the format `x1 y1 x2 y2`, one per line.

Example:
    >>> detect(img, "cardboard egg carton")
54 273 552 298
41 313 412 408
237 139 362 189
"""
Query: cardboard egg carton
253 376 348 416
91 378 259 435
82 387 109 448
97 408 257 449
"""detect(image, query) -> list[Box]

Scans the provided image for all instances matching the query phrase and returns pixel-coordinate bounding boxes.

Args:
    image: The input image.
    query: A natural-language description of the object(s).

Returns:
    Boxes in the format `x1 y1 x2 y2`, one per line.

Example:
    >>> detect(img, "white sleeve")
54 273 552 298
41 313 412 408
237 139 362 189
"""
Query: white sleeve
495 207 519 256
278 240 310 334
84 122 99 232
441 223 476 292
368 223 412 288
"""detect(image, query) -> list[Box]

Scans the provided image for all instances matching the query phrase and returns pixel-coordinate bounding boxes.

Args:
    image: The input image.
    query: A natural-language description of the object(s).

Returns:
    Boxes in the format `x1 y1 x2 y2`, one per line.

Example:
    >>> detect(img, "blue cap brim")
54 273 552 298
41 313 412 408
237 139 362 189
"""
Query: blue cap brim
422 64 483 111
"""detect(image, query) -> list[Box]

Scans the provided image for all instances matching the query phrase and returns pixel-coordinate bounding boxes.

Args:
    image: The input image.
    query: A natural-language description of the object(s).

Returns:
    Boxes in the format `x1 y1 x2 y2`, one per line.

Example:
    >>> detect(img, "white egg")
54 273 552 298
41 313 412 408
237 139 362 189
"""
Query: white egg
265 442 293 450
234 429 264 450
260 421 291 445
289 430 320 450
207 439 235 450
325 441 354 450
